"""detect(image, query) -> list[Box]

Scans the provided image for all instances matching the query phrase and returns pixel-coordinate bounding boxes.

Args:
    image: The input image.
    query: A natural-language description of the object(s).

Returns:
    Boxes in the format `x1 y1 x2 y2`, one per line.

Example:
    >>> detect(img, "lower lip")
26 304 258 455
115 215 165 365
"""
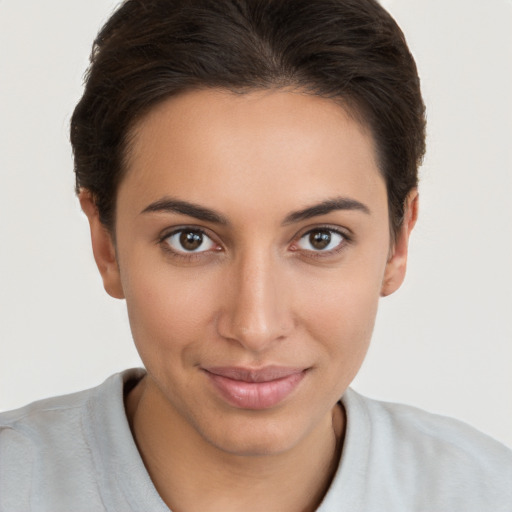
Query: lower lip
205 371 306 410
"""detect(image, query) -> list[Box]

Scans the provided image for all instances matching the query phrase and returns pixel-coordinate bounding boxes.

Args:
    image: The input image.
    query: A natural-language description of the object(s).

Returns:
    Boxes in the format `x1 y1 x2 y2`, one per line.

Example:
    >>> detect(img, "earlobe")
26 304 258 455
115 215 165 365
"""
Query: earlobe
79 189 125 299
380 190 419 297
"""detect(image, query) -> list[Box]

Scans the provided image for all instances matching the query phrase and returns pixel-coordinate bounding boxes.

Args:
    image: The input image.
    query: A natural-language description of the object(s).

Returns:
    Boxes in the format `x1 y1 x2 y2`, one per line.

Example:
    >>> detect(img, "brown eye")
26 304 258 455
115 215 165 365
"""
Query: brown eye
309 230 332 250
164 229 216 253
296 228 344 252
180 231 203 251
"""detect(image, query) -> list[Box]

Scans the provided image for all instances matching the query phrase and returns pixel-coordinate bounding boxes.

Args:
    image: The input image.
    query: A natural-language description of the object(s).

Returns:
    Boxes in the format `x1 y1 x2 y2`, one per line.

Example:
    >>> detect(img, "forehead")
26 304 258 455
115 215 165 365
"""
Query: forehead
119 88 386 221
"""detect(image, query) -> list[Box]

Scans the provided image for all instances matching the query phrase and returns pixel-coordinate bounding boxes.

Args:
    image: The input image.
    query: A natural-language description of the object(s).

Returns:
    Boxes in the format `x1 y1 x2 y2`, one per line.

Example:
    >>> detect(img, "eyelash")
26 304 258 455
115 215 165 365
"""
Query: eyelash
158 225 351 261
158 227 220 261
291 226 351 259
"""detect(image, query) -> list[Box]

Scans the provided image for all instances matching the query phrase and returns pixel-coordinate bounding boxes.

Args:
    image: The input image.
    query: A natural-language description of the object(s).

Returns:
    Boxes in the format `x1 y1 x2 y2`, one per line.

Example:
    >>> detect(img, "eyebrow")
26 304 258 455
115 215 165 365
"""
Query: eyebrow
283 197 370 224
141 197 228 225
141 195 370 225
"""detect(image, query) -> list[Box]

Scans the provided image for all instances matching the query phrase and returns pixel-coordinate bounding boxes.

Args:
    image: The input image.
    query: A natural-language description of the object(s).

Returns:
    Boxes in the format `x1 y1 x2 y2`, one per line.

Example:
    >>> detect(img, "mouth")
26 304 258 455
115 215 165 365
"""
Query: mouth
202 366 307 410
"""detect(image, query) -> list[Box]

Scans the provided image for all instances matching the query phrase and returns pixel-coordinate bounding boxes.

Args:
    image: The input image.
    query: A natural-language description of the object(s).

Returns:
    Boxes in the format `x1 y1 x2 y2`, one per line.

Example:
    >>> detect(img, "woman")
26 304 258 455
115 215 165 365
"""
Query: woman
1 0 511 510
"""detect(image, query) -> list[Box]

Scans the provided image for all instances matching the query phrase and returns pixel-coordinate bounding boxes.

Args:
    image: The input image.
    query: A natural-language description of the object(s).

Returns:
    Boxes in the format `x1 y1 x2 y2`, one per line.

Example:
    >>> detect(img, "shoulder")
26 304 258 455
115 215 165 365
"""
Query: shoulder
0 368 145 431
334 389 512 511
347 389 512 467
1 385 94 426
0 369 145 511
0 371 128 437
0 368 145 448
0 382 99 459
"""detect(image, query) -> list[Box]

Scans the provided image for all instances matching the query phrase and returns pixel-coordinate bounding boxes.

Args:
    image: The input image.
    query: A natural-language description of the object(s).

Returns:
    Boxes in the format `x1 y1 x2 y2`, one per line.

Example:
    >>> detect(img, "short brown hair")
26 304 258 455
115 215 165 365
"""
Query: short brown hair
71 0 426 238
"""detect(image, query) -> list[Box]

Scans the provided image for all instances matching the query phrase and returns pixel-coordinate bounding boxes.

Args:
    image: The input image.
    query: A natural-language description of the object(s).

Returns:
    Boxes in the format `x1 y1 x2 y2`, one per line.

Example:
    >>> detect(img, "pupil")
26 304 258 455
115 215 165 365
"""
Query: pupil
310 230 331 250
180 231 203 251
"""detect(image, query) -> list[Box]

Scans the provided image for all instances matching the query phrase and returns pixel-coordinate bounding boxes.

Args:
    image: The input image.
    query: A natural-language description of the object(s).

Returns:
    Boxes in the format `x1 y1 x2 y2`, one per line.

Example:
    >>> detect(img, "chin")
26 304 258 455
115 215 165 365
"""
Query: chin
195 412 310 457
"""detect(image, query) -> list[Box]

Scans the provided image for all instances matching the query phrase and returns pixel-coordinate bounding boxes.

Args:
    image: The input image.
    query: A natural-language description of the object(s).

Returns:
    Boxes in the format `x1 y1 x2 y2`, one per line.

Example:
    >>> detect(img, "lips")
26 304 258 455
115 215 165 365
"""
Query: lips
203 366 306 410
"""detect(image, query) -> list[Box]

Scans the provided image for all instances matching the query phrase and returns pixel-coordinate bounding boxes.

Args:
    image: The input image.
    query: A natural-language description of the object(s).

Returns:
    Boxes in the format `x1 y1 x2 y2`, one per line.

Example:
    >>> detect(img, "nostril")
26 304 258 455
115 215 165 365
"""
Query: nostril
216 310 293 352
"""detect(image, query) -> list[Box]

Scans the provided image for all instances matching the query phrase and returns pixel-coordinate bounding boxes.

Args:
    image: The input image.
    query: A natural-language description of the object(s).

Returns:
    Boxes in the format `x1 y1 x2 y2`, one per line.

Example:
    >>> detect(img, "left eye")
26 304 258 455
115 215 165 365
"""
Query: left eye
164 229 216 253
296 229 344 252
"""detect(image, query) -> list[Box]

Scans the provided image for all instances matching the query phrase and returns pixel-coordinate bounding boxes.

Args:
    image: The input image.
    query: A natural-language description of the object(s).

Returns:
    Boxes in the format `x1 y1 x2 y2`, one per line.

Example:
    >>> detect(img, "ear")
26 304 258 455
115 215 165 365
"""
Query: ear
79 189 125 299
380 190 419 297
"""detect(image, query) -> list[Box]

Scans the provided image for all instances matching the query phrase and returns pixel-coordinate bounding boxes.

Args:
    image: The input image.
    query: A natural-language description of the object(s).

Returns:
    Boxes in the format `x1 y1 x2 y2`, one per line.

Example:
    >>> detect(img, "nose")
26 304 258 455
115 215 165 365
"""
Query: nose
216 251 294 353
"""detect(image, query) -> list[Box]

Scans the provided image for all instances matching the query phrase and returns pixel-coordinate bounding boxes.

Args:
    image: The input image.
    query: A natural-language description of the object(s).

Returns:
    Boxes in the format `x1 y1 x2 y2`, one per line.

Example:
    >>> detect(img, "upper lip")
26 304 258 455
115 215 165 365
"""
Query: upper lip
203 366 306 383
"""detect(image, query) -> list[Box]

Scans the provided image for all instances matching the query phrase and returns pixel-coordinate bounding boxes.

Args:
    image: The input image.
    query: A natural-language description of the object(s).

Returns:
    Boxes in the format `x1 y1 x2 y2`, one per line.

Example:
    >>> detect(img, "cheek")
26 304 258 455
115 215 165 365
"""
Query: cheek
294 255 385 361
121 263 220 360
308 280 378 394
304 277 379 342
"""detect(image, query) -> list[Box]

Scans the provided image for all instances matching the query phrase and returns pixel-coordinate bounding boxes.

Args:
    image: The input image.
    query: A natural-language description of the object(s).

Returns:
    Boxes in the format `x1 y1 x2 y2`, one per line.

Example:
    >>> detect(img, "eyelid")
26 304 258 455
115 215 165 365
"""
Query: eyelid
291 223 352 243
157 223 351 260
289 225 352 255
158 225 222 257
158 224 215 242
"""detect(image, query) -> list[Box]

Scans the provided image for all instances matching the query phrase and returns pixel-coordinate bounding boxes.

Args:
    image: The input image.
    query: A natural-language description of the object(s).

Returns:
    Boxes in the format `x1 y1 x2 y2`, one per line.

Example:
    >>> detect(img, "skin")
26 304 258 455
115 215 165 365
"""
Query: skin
80 88 418 512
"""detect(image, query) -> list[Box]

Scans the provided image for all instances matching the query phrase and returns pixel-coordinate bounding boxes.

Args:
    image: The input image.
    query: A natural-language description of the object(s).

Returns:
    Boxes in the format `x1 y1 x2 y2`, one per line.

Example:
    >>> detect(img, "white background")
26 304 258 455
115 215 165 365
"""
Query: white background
1 1 511 447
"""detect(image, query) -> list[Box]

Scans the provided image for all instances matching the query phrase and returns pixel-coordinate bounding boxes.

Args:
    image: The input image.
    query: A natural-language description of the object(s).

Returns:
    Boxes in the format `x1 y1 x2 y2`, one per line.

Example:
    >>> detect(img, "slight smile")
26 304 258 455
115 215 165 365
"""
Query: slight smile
203 366 308 410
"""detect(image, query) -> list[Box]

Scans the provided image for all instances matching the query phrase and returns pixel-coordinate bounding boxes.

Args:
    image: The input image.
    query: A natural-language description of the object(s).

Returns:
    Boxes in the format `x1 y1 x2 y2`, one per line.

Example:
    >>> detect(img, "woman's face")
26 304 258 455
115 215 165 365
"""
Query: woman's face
87 89 413 456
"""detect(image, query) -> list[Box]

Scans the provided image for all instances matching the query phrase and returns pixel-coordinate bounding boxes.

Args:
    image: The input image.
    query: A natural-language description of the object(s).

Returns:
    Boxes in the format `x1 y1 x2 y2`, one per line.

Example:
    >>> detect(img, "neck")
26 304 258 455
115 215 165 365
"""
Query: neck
125 376 345 512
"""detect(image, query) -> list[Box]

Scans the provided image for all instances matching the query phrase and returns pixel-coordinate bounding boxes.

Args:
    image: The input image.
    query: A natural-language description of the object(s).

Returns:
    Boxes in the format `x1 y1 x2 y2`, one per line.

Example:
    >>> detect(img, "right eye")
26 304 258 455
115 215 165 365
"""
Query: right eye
163 229 217 254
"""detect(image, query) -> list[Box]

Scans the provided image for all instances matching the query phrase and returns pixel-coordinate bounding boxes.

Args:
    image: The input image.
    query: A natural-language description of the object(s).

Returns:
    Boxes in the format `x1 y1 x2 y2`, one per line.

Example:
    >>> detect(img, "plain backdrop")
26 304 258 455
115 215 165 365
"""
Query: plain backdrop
1 1 511 448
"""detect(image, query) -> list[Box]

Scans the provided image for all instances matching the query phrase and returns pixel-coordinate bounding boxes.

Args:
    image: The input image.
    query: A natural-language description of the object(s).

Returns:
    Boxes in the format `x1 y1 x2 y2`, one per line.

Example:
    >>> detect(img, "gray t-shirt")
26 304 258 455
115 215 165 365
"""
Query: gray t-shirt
1 369 511 511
